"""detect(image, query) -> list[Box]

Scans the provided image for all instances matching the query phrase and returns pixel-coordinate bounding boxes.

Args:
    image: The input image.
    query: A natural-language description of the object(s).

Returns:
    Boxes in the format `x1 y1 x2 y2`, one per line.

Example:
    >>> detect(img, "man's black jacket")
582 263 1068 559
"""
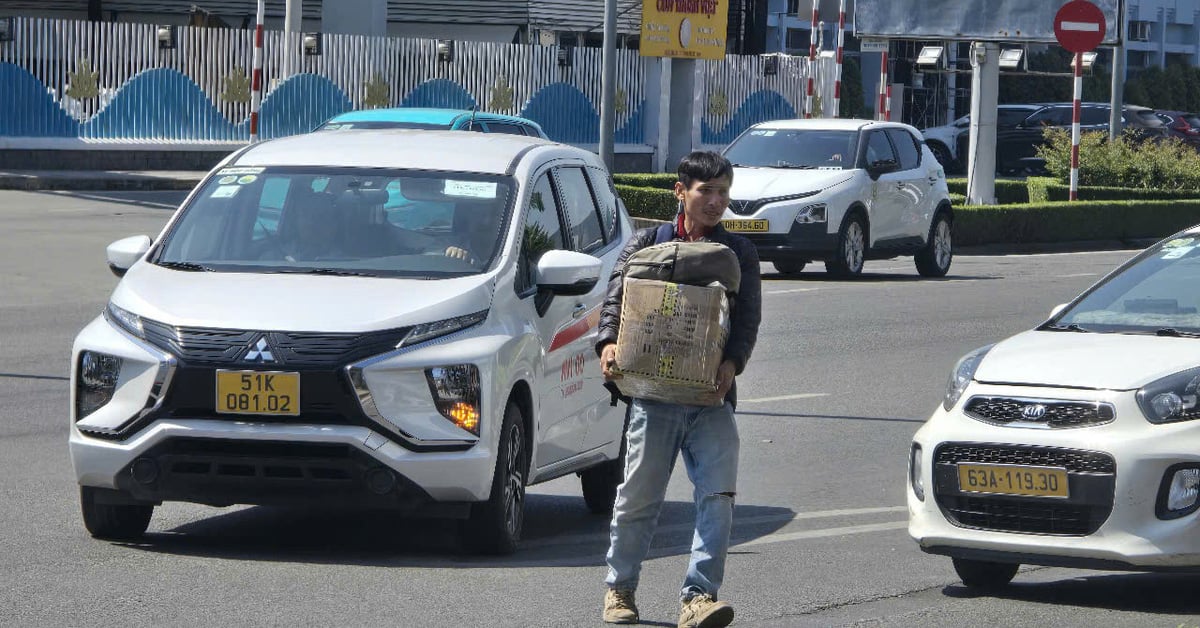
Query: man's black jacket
594 223 762 408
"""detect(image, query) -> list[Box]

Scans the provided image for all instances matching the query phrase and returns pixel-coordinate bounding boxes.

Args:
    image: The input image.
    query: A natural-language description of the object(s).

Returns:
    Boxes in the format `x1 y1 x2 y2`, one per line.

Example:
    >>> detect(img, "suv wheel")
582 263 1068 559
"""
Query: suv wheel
915 212 953 277
825 213 866 277
461 400 528 555
80 487 153 540
772 260 807 275
952 558 1019 588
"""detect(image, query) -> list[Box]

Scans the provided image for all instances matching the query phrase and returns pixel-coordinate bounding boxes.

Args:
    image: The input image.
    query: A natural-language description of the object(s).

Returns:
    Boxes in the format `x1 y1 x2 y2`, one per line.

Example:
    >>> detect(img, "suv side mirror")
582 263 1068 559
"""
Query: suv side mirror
866 159 898 179
106 235 152 277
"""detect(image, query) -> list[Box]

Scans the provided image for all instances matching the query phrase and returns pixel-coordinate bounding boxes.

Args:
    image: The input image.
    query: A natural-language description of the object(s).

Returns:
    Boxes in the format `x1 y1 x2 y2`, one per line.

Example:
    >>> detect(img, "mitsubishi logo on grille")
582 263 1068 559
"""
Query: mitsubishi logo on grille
243 336 276 363
1021 404 1048 420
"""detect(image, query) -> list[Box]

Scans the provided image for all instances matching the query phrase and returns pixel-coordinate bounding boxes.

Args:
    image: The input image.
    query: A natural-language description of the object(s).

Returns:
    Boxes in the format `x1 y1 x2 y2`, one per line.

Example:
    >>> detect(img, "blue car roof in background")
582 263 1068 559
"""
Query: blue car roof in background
324 107 544 132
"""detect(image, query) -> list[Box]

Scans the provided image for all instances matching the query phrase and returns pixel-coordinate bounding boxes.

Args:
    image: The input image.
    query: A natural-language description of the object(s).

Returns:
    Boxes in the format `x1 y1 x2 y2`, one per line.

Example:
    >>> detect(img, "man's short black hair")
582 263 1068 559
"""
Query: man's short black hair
677 150 733 189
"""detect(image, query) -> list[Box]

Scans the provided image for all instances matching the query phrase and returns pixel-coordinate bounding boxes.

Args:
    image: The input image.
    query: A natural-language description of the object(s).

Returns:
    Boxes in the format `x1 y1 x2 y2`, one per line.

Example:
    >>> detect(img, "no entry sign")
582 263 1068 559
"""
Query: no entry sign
1054 0 1106 53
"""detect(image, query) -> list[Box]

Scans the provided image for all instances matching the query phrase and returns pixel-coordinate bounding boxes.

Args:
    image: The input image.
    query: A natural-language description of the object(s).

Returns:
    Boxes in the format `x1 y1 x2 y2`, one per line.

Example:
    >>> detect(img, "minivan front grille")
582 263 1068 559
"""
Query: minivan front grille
141 321 412 367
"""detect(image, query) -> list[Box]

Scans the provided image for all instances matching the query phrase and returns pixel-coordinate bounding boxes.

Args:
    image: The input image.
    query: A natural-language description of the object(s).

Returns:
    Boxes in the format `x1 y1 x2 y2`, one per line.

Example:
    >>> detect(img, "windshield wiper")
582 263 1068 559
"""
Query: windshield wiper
772 164 818 170
156 260 214 272
1155 328 1200 338
1042 323 1092 333
729 163 758 168
281 267 379 277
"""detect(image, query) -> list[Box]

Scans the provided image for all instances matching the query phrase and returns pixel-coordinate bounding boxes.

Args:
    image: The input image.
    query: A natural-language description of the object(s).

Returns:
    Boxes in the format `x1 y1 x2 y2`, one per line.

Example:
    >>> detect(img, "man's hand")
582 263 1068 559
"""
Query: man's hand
714 359 737 398
600 343 621 380
444 246 470 261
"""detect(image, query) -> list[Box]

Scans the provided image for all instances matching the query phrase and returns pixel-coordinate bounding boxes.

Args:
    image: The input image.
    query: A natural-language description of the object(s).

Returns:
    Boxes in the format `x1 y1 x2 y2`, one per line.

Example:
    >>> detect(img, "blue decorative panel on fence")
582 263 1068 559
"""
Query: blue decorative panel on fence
255 74 353 139
0 63 80 137
520 83 644 144
82 68 237 140
401 79 477 110
702 90 796 145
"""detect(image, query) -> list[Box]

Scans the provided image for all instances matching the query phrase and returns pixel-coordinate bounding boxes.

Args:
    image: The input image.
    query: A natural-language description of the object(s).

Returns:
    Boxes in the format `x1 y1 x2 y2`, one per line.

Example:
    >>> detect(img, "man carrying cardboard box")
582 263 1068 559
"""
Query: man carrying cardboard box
597 151 762 628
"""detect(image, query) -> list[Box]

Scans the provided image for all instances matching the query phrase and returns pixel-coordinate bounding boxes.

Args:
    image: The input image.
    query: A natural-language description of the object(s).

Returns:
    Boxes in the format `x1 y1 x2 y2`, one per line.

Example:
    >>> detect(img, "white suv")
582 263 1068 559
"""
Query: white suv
721 119 953 278
70 130 631 554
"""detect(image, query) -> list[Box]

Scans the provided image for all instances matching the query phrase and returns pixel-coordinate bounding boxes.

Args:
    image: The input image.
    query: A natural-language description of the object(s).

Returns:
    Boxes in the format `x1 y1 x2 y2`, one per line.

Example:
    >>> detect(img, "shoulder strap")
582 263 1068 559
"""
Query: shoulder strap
653 222 675 245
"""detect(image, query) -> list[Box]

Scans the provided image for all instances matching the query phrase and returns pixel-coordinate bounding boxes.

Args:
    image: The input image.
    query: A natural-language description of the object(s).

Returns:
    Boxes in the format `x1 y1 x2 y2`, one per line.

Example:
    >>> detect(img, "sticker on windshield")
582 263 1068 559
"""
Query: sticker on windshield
817 166 843 170
216 167 265 176
444 180 498 198
1164 237 1194 248
210 185 241 199
1162 245 1195 260
749 130 768 136
218 175 238 185
237 175 257 185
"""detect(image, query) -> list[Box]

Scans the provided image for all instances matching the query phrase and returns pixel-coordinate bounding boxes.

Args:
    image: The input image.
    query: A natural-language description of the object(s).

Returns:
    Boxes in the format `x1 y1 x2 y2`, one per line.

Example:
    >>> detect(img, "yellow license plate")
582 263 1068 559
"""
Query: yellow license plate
215 370 300 416
957 463 1069 498
722 219 769 232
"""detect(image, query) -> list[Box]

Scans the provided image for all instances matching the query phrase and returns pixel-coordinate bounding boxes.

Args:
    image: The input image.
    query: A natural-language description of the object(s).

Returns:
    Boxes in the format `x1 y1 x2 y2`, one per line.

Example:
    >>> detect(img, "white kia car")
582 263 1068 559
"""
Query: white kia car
70 130 632 554
911 227 1200 585
720 119 953 278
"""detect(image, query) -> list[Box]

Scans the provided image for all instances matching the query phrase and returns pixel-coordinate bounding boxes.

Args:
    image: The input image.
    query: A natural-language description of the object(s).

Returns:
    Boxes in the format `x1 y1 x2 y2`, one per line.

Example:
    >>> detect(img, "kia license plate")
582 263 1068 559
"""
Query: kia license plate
957 463 1069 498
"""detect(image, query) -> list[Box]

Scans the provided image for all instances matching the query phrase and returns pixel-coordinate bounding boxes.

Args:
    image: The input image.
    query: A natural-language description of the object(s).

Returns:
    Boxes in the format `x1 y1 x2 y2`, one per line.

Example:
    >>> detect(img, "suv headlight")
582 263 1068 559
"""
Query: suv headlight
794 203 827 224
943 345 993 411
76 350 123 420
1137 367 1200 424
425 365 481 435
104 302 145 339
401 310 488 348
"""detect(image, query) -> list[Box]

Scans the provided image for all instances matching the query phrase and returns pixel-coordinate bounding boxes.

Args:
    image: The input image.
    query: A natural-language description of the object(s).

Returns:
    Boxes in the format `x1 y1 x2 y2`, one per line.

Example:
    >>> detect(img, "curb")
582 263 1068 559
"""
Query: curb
0 171 203 191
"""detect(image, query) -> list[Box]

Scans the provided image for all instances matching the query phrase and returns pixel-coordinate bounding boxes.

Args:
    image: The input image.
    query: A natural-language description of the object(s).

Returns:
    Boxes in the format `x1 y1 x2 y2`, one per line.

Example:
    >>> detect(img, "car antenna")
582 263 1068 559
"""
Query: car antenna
468 105 478 131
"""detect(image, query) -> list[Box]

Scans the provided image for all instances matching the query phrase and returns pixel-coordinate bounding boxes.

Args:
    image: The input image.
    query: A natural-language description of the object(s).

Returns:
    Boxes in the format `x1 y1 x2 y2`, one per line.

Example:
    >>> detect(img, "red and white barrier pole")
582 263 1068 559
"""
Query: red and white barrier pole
833 0 845 118
885 83 892 121
805 2 819 118
249 0 265 142
878 48 888 121
1070 51 1082 201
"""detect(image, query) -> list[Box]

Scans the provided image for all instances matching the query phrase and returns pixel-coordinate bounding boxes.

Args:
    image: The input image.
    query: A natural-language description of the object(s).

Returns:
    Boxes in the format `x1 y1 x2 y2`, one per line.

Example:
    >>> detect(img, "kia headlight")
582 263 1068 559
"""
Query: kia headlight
943 345 993 411
104 302 145 339
1137 367 1200 424
76 350 123 420
401 310 488 348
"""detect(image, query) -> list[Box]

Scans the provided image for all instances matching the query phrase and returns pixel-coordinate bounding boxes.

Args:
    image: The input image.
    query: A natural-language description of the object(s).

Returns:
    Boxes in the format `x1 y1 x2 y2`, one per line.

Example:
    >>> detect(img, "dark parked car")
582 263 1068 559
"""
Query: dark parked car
995 103 1168 174
1156 110 1200 148
921 104 1044 174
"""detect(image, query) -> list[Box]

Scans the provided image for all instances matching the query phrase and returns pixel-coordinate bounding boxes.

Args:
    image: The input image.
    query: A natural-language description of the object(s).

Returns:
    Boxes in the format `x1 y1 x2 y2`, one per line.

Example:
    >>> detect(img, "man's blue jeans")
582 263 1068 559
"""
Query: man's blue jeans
604 398 739 600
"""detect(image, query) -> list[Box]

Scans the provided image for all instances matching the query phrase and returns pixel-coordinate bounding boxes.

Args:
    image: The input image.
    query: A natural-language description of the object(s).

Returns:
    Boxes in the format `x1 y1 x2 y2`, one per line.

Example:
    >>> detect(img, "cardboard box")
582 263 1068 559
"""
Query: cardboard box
613 278 730 406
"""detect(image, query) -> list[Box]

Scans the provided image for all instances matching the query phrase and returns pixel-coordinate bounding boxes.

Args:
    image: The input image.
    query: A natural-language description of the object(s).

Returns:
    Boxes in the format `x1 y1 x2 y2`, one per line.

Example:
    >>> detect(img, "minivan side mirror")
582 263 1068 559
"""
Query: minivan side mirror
1049 303 1068 319
536 249 602 296
106 235 152 277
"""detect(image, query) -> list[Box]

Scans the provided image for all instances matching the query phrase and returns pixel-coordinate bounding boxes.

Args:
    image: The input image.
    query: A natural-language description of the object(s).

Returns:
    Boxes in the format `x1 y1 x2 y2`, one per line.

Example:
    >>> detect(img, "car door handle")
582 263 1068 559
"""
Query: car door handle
572 303 588 319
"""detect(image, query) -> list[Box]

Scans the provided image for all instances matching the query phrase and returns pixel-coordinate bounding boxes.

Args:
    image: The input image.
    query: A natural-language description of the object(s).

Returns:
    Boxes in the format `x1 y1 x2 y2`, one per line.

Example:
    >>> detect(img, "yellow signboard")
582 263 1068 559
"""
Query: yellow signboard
640 0 729 61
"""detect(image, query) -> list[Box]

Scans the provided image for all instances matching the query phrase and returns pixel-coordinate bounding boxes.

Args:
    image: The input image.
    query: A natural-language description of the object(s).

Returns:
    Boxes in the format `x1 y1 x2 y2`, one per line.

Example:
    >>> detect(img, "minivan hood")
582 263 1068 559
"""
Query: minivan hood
730 167 853 199
974 329 1200 390
111 262 496 332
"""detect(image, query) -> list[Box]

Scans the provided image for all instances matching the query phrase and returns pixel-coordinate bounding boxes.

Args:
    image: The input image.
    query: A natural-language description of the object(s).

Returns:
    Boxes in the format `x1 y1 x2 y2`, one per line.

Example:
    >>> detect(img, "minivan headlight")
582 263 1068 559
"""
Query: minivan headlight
76 350 123 420
425 364 481 436
1137 367 1200 424
104 302 145 339
401 310 488 348
943 345 993 411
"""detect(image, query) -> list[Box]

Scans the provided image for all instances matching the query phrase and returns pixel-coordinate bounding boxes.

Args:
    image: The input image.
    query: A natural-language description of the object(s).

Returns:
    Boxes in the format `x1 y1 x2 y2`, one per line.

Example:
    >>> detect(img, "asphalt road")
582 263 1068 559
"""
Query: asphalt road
2 189 1198 627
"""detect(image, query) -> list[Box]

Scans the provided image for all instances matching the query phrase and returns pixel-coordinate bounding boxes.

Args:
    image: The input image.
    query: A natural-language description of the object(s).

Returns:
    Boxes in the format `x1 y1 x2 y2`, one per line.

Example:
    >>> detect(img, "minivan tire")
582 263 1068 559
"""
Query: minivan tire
461 400 528 555
80 486 153 540
772 260 807 275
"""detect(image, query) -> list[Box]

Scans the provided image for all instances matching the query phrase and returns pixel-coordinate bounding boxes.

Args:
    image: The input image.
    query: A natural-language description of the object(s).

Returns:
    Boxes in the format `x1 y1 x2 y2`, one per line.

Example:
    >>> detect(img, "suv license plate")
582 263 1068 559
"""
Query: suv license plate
722 219 769 232
215 370 300 416
957 463 1068 498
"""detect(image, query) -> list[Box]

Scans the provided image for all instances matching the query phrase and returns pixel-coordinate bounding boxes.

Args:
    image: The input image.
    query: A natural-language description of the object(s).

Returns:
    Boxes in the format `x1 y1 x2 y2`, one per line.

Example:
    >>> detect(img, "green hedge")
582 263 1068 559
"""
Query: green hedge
1026 176 1200 203
613 173 678 190
946 178 1029 204
616 184 677 221
954 199 1200 246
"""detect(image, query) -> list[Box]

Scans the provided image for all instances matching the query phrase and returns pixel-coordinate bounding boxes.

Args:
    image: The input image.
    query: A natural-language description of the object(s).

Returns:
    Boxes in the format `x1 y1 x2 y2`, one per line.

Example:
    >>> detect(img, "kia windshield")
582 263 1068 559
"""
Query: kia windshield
724 128 859 170
1046 233 1200 335
152 167 513 278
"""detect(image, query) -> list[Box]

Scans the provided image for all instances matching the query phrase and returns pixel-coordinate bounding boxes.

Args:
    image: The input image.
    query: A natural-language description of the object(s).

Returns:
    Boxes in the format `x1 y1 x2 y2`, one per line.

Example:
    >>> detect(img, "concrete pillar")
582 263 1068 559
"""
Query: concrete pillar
323 0 387 36
665 59 699 173
644 58 664 171
966 42 998 206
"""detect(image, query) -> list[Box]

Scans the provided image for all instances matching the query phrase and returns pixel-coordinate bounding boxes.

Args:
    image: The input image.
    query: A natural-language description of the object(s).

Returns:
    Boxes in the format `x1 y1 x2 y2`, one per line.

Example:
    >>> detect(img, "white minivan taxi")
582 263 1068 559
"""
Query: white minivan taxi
70 130 631 554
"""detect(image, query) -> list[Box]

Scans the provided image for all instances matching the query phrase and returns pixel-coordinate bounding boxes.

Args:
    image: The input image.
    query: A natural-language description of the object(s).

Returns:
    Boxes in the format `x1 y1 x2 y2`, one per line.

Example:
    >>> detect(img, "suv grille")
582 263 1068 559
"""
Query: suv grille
141 321 412 367
964 396 1115 428
727 199 762 216
933 443 1115 536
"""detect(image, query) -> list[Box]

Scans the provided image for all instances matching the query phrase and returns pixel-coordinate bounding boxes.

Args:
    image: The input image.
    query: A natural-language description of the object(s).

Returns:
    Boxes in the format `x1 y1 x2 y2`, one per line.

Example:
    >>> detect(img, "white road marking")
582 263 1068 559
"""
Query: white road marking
739 393 830 403
734 520 908 548
1055 272 1098 278
766 287 820 295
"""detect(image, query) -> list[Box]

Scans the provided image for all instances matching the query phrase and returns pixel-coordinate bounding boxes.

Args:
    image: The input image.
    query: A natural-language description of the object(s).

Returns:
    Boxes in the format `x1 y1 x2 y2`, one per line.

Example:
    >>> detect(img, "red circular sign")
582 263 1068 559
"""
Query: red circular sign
1054 0 1107 53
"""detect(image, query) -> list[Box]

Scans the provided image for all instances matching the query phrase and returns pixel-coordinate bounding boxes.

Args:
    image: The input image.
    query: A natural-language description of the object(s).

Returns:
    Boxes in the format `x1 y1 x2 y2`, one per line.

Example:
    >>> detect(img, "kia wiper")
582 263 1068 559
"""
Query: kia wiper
156 260 215 272
1041 322 1092 333
772 163 818 170
1154 327 1200 338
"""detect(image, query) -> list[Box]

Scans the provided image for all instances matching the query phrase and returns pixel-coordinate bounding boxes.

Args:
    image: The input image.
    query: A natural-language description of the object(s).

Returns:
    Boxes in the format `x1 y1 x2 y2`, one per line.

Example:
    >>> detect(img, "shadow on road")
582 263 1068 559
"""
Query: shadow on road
942 571 1200 614
37 189 186 210
115 494 795 568
762 271 999 283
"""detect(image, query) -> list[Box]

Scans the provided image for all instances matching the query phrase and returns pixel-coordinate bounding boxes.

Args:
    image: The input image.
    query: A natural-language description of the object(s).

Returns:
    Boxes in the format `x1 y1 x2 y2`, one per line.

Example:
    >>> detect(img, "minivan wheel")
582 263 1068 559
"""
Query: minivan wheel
80 486 153 540
580 427 627 515
461 401 528 555
915 212 953 277
772 260 807 275
952 558 1019 589
825 213 866 277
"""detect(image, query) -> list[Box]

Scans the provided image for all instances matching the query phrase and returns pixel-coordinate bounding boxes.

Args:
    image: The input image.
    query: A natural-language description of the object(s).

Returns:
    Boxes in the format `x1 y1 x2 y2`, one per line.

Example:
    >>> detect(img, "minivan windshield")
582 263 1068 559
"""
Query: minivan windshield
153 167 513 278
1049 233 1200 335
724 128 859 169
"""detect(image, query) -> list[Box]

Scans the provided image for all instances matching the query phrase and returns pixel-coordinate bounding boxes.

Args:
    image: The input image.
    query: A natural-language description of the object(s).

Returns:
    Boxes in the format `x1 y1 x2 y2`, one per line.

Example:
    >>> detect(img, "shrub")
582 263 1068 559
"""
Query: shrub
1036 128 1200 190
1027 175 1200 203
613 173 678 190
616 184 677 221
946 178 1028 204
954 199 1200 246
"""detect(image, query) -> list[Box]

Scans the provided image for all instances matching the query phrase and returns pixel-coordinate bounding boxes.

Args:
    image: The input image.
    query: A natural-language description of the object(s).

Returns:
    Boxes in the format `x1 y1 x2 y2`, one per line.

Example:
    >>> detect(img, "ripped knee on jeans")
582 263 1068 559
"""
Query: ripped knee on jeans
713 491 735 500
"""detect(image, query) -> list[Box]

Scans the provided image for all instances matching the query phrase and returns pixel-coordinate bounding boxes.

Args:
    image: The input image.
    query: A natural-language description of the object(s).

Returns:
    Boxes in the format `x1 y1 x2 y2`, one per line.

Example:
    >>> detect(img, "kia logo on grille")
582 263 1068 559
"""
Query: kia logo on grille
1021 404 1048 420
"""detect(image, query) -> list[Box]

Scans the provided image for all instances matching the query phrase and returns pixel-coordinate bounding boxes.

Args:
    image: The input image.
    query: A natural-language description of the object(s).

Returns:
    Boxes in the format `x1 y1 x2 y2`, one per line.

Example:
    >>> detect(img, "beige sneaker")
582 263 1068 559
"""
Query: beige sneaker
677 593 734 628
603 588 639 624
